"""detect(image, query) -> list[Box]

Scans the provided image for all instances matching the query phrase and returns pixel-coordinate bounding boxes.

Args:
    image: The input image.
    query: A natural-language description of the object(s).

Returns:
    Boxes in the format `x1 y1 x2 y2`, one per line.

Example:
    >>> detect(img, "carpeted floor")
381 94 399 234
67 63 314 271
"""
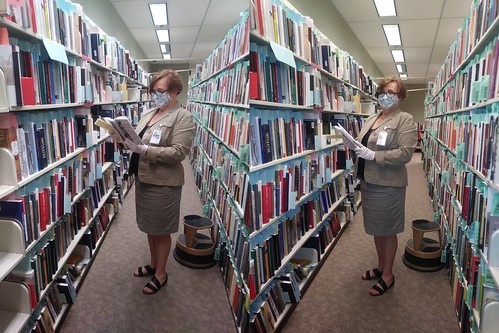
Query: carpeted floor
59 153 459 333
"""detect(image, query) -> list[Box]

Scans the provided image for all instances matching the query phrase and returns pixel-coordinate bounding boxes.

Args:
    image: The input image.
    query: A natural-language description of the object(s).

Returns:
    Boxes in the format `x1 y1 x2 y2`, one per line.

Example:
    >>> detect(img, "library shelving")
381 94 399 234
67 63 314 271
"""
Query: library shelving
188 0 377 331
423 1 499 332
0 1 149 332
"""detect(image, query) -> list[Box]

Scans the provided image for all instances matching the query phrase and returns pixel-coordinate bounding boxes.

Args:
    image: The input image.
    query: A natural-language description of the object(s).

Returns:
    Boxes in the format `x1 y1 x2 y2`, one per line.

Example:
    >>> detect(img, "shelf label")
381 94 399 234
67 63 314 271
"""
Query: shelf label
42 38 69 65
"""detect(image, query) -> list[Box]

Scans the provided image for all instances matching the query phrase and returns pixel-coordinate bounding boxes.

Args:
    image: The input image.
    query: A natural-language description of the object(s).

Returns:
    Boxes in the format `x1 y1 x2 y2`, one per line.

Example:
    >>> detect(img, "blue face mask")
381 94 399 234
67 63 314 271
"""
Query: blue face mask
152 91 171 109
378 92 399 110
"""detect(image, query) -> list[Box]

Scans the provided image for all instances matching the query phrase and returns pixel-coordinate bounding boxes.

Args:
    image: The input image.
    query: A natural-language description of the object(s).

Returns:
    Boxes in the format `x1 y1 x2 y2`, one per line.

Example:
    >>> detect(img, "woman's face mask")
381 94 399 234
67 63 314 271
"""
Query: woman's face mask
152 91 172 108
378 92 399 110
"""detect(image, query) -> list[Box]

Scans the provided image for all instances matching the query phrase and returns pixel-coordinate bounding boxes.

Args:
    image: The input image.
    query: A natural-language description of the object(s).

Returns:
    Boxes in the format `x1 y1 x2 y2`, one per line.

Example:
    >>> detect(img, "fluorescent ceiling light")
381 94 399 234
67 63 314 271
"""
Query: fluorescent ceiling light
396 64 407 73
400 73 408 80
374 0 397 17
383 24 402 46
156 29 170 42
163 53 171 59
391 49 405 62
160 44 167 53
149 3 168 26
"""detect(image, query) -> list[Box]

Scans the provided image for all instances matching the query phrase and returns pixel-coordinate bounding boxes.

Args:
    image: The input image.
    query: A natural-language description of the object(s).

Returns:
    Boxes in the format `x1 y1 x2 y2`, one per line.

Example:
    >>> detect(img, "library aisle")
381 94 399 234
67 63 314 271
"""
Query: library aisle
60 153 458 333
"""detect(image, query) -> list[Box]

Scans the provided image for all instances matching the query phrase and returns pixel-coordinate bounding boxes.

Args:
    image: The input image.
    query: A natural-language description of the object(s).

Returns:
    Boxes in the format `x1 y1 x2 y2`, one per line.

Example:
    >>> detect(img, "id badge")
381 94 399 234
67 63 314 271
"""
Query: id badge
377 130 387 146
150 129 162 145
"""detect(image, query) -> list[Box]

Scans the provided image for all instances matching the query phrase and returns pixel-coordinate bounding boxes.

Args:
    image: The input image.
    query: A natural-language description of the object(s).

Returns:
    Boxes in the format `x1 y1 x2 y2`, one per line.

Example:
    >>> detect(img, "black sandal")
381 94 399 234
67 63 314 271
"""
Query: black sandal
370 276 395 296
143 274 168 294
361 268 383 280
134 264 156 277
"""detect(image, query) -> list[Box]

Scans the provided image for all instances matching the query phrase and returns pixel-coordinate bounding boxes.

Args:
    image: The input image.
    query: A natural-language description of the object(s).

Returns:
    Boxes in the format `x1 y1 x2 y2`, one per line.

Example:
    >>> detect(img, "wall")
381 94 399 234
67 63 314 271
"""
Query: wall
400 87 426 123
287 0 382 79
72 0 148 71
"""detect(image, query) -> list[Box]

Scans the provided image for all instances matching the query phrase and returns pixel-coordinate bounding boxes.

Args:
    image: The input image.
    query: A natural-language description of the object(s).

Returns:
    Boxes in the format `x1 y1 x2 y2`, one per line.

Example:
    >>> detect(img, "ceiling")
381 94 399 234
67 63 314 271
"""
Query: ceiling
331 0 473 86
108 0 247 67
108 0 472 86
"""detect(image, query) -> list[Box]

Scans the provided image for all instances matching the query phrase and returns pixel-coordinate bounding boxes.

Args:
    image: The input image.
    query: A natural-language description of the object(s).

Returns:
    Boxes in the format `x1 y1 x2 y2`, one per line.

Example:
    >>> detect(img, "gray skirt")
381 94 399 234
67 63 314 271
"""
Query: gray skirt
360 180 406 236
135 179 182 235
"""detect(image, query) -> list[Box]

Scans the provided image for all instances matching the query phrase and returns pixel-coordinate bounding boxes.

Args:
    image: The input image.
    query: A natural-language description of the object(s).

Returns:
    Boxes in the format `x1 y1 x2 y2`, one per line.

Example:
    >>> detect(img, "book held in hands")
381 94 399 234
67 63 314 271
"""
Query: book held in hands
94 116 143 145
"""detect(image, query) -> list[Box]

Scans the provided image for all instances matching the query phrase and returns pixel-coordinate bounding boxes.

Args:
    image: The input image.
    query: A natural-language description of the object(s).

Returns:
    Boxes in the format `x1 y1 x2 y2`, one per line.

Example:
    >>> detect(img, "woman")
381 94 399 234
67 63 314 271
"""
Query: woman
342 77 417 296
124 69 195 294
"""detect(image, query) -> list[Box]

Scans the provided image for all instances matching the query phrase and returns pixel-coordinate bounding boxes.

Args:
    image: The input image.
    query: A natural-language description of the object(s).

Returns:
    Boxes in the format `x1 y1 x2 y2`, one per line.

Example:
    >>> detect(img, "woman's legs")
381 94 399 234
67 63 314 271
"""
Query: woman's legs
370 234 397 295
143 234 171 293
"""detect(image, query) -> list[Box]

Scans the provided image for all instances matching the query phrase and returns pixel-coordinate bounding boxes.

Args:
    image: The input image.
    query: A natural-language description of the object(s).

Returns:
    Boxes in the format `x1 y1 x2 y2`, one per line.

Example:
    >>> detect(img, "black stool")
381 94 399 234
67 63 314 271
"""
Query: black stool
402 219 444 272
173 215 216 268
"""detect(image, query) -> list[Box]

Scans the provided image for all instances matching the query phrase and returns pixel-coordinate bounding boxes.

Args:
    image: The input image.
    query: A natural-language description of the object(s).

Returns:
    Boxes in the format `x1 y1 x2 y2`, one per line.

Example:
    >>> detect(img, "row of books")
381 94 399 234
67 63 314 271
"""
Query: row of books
431 0 499 95
250 42 365 112
1 0 147 83
423 138 498 253
195 12 249 84
188 60 249 106
189 103 249 156
426 36 499 115
249 0 377 96
249 186 344 294
249 270 301 333
442 235 499 332
218 243 249 329
424 108 499 183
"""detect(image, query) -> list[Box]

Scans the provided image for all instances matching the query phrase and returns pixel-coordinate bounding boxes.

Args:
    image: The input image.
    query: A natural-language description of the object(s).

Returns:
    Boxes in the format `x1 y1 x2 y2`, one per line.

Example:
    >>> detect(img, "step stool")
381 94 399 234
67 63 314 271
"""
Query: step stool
402 219 444 272
173 215 216 269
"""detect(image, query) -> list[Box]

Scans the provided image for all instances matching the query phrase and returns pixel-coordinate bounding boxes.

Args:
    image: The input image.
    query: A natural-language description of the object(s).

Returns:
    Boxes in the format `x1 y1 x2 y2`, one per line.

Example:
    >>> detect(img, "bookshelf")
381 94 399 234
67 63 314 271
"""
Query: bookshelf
188 0 377 331
422 1 499 332
0 1 148 331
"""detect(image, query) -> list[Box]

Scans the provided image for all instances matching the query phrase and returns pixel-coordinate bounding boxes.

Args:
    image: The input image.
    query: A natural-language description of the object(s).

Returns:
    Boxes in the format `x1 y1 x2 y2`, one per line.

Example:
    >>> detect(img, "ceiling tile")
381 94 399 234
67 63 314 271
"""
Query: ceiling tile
400 20 439 47
442 0 473 18
435 18 465 47
403 47 432 63
203 0 248 25
130 28 159 43
197 24 235 43
430 46 452 63
191 41 223 58
170 43 196 54
140 42 164 54
406 63 430 75
365 48 393 64
170 26 201 43
167 0 210 27
349 22 387 48
397 0 445 19
112 1 151 28
330 0 377 22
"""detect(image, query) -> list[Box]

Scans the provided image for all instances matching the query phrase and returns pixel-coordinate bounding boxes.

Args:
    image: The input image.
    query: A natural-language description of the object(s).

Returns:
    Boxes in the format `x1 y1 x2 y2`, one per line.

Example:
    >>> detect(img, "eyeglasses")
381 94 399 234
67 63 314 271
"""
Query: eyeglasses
379 91 398 98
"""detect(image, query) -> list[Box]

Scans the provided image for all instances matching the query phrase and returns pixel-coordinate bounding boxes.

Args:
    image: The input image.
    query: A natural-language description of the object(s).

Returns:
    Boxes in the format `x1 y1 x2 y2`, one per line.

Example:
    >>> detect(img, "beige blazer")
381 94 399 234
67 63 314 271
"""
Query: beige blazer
355 108 417 187
135 102 195 186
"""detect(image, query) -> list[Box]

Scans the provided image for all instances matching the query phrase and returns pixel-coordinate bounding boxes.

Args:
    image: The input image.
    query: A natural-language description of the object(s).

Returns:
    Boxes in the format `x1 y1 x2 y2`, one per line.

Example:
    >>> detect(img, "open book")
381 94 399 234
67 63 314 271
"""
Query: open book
95 116 143 145
333 124 362 147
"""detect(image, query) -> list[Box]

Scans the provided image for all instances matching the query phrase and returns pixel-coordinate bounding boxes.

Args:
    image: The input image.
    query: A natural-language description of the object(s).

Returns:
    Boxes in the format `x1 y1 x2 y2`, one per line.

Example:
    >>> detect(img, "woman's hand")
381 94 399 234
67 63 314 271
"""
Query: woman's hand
124 138 148 154
354 144 375 160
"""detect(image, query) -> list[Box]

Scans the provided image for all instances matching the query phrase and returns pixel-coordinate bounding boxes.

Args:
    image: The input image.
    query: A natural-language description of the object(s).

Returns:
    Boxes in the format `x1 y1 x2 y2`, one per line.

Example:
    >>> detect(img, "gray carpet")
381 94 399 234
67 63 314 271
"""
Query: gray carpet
60 153 458 333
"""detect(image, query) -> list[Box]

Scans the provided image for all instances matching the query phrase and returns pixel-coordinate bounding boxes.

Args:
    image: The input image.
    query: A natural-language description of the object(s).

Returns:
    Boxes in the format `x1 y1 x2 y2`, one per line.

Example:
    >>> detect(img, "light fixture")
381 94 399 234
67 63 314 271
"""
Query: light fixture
396 64 407 73
374 0 397 16
400 73 408 80
156 29 170 43
160 44 167 53
163 53 171 59
383 24 402 46
391 49 405 62
149 3 168 26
